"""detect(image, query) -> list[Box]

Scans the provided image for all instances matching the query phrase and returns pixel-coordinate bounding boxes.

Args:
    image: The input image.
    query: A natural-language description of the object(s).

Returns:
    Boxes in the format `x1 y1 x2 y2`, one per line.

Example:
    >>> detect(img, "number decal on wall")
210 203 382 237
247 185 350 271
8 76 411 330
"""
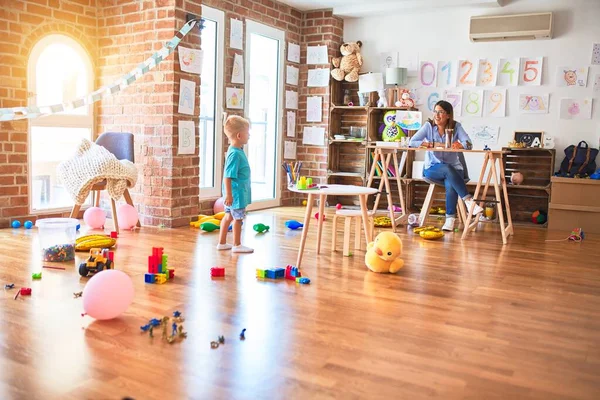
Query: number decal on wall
465 92 481 115
523 60 539 82
420 62 436 86
427 92 440 111
441 62 451 85
460 61 475 85
489 92 503 113
478 60 494 85
500 61 515 85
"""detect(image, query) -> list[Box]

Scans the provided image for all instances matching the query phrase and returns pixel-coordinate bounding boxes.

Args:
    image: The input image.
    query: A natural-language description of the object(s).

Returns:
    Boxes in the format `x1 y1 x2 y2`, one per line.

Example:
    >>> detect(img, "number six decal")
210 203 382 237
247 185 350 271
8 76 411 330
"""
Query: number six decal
427 92 439 111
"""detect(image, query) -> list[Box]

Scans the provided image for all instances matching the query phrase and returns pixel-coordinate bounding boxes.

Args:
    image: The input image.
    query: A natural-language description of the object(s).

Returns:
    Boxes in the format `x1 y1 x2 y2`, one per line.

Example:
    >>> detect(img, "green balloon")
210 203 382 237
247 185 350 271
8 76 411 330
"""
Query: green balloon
200 222 220 232
253 223 270 233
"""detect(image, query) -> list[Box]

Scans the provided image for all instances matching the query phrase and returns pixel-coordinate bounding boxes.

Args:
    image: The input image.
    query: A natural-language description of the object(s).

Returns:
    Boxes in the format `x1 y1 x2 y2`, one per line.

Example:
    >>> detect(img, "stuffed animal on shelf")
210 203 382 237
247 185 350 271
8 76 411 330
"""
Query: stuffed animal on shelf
376 89 387 107
365 231 404 273
395 89 415 108
331 41 363 82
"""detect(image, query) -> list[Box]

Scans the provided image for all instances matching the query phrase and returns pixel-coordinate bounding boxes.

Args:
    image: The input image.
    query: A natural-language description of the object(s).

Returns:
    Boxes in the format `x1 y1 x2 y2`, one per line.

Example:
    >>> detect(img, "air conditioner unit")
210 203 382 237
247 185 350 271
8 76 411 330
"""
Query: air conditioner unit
470 12 553 42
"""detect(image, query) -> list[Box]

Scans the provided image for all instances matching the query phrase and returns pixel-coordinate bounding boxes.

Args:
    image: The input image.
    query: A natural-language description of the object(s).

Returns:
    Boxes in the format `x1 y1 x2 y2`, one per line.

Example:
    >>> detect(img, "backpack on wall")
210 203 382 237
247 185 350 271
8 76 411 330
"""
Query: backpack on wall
556 141 599 178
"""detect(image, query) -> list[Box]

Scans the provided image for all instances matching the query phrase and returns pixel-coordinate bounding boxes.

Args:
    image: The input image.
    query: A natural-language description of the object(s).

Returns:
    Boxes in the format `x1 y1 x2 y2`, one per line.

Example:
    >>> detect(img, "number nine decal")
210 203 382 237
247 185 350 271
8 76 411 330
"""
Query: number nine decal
420 62 436 86
489 92 502 114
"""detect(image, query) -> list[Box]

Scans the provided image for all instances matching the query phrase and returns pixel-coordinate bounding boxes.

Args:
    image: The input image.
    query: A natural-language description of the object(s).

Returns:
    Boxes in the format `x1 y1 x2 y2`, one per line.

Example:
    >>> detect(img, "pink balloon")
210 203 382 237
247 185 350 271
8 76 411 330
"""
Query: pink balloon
117 204 139 230
83 270 134 320
83 207 106 229
213 197 225 214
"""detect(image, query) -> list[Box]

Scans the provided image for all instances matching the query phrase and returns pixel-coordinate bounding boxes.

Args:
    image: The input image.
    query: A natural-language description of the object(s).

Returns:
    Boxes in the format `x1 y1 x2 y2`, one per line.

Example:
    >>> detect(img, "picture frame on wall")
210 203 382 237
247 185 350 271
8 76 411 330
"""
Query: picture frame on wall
513 131 544 148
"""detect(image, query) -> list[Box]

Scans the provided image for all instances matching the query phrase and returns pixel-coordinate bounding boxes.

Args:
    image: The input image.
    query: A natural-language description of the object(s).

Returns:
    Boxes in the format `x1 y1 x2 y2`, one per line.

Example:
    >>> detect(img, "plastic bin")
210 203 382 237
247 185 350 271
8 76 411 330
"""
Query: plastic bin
35 218 79 262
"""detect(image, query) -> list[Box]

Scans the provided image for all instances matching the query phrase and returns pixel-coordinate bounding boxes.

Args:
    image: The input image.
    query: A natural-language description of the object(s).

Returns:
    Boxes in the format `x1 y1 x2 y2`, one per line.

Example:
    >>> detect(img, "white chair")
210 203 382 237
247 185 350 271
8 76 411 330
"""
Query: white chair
331 209 375 256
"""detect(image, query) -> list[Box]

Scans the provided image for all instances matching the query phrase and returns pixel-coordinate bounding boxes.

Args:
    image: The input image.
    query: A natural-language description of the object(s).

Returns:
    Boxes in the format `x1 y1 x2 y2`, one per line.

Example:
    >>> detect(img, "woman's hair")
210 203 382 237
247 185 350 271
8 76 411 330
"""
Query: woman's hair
427 100 456 129
224 115 250 138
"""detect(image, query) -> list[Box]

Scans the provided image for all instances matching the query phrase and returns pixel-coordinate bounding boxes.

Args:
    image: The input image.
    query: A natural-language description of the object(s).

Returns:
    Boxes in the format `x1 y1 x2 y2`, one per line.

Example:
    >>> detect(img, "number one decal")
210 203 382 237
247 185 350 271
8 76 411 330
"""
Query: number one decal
441 62 451 85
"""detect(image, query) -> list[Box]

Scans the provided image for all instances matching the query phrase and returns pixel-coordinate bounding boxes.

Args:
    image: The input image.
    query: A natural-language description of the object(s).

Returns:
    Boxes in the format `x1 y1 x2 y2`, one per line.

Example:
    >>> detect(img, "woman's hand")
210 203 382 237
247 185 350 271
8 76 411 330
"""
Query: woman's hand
452 141 464 149
224 194 233 207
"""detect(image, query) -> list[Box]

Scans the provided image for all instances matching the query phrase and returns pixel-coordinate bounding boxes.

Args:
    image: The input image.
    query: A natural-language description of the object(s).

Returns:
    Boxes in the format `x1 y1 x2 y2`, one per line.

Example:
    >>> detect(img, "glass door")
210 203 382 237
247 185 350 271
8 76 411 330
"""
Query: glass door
244 20 284 210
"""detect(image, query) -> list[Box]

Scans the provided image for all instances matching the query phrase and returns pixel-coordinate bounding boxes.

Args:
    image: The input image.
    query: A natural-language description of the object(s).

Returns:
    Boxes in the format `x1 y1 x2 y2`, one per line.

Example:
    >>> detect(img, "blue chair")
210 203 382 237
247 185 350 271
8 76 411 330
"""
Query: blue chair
418 153 472 228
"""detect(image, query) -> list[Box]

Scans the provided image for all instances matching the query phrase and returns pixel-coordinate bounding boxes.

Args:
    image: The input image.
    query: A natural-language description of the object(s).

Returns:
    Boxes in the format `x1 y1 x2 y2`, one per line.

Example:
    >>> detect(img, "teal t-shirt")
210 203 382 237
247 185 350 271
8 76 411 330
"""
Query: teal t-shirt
223 146 252 209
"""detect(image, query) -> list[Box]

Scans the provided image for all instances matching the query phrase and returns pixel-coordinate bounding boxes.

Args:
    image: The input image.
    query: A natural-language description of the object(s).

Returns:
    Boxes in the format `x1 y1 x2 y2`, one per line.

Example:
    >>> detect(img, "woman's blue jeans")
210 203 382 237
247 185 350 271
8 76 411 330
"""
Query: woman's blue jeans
423 164 469 217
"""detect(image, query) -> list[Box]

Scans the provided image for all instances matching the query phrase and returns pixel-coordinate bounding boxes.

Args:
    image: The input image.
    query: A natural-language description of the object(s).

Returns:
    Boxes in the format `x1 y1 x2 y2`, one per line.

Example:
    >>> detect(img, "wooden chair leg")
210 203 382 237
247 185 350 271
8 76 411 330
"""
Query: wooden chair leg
110 198 119 233
123 189 141 227
354 216 362 250
419 184 437 226
343 217 352 256
331 215 338 252
70 204 81 219
94 190 100 207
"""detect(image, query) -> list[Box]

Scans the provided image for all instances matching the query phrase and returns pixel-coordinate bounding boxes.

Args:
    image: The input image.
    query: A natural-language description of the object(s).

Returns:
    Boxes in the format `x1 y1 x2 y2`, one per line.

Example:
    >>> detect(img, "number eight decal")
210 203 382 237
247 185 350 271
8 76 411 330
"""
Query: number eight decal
523 60 539 82
460 61 474 85
420 62 436 86
427 92 439 111
466 92 480 114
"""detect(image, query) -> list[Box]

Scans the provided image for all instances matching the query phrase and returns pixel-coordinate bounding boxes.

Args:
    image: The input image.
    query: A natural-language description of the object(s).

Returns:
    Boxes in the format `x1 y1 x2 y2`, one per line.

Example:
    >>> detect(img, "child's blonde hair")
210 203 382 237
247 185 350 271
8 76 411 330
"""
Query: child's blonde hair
224 115 250 139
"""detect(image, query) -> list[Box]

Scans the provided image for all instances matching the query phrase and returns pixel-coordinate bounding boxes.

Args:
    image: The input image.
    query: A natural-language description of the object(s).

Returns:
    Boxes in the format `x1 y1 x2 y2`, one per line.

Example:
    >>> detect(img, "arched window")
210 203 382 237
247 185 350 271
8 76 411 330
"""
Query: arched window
27 34 94 212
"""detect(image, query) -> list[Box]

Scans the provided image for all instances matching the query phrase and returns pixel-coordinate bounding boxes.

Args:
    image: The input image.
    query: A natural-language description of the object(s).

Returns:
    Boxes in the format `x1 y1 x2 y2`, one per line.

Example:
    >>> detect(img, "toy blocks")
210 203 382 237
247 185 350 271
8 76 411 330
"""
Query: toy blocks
256 269 266 278
211 267 225 277
264 267 285 279
20 287 32 295
285 265 301 280
32 272 42 280
296 277 310 284
145 247 175 284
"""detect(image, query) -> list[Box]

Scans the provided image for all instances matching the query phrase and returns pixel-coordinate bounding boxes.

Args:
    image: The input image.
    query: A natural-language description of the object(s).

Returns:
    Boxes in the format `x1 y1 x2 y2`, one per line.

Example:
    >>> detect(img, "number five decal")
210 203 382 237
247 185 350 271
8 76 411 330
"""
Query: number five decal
523 60 539 82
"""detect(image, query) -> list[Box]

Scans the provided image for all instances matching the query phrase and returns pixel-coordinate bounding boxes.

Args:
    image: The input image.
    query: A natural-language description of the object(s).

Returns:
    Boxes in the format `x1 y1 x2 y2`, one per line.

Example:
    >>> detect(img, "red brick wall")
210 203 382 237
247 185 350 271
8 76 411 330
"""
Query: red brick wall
0 0 98 228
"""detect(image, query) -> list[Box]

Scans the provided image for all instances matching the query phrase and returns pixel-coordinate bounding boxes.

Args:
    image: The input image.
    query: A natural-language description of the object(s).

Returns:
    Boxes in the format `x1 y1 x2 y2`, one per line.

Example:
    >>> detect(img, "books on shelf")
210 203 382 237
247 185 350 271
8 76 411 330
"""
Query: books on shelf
369 152 397 177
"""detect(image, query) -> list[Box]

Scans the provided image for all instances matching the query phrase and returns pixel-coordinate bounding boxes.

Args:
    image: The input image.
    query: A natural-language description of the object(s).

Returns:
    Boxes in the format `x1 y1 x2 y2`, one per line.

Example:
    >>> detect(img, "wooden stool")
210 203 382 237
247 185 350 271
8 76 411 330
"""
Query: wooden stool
332 209 374 256
418 183 470 228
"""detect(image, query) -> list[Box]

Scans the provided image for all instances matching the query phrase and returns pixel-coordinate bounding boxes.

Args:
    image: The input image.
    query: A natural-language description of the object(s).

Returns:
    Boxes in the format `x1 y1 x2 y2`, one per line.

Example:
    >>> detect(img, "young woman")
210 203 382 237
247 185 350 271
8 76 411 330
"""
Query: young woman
409 100 483 231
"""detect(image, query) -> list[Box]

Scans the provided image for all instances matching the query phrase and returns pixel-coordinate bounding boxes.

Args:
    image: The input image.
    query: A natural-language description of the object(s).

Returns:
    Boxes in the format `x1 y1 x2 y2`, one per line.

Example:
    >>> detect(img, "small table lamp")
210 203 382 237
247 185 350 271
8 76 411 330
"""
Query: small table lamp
358 72 384 106
385 67 407 107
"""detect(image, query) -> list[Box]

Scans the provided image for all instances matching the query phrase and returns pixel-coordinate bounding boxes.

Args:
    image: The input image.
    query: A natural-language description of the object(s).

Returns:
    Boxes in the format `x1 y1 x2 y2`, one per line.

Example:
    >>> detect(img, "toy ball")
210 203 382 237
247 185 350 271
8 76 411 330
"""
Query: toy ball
285 220 304 230
116 204 139 230
302 200 307 206
336 203 342 210
314 212 326 221
11 220 21 228
82 270 134 320
24 220 33 229
511 172 524 185
83 207 106 229
213 197 225 214
531 210 547 224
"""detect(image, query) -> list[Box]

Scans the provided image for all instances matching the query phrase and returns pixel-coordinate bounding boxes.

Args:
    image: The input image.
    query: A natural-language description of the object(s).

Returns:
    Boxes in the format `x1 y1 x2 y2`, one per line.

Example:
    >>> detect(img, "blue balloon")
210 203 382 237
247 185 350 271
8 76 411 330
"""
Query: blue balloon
76 224 80 231
24 220 33 229
11 220 21 229
285 220 304 230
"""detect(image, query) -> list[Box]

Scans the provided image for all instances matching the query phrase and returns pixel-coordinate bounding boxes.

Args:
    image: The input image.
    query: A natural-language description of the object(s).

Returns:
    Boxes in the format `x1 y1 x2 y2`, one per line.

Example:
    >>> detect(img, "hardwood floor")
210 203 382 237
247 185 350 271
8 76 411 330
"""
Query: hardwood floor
1 207 599 400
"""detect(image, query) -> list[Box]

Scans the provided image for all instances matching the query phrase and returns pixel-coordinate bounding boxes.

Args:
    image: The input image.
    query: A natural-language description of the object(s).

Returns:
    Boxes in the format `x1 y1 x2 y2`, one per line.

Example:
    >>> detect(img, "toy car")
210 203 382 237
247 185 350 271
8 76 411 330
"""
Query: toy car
79 248 113 277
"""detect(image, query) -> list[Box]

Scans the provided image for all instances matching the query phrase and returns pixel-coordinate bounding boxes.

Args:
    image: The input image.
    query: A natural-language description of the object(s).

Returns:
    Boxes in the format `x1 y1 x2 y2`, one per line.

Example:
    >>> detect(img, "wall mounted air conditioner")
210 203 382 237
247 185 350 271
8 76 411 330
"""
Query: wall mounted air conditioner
470 12 553 42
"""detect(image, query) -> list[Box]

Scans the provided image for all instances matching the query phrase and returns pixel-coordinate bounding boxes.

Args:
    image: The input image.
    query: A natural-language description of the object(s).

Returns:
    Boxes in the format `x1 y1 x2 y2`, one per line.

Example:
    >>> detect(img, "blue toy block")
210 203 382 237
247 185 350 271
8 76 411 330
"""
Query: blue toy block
265 269 277 279
274 268 285 278
158 263 163 273
145 273 155 283
296 277 310 284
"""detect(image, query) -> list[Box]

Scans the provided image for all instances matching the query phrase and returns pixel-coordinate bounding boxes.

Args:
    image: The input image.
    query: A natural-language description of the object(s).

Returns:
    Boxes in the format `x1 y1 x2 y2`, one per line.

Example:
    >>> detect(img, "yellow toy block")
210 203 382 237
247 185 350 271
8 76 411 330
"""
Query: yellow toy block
155 274 167 284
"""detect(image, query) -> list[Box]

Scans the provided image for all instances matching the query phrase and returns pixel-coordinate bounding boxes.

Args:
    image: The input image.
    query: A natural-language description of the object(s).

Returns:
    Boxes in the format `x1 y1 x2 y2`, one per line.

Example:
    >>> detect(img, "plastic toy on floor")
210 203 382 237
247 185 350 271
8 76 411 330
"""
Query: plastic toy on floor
253 223 270 233
285 220 303 230
365 231 404 273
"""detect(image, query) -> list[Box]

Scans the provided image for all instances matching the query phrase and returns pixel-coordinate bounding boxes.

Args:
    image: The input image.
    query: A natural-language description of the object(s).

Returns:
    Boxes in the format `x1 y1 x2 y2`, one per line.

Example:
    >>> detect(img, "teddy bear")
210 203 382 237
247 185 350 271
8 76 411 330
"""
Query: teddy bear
365 231 404 273
331 41 363 82
395 89 415 108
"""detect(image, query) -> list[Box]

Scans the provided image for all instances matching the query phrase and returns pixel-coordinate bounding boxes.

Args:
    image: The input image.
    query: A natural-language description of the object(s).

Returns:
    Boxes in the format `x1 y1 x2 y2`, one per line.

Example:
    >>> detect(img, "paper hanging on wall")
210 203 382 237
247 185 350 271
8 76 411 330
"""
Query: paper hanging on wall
497 58 520 86
178 78 196 115
518 94 549 114
592 43 600 65
462 90 483 117
443 89 463 117
483 89 506 118
307 68 330 87
178 120 195 155
519 57 543 86
476 59 497 87
559 98 593 120
285 90 298 109
178 47 203 74
395 110 422 130
231 54 244 84
307 45 328 65
436 61 457 88
593 74 600 93
398 52 419 77
302 126 325 146
307 96 322 122
458 59 478 87
417 88 440 112
286 111 296 137
288 42 300 63
226 87 244 109
381 52 398 71
230 19 243 50
286 66 299 86
419 61 437 87
555 66 588 87
470 125 499 145
284 141 297 159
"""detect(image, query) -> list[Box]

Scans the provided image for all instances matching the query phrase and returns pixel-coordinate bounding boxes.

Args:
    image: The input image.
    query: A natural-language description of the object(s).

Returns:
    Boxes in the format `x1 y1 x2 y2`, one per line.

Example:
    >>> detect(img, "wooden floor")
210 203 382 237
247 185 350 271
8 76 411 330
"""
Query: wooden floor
1 207 599 400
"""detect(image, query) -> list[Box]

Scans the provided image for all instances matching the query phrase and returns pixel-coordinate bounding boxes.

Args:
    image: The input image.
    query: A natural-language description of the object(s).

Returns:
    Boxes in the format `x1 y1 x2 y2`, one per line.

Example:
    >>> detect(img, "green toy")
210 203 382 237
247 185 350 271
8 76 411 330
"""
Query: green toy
200 222 220 232
32 272 42 280
253 223 270 233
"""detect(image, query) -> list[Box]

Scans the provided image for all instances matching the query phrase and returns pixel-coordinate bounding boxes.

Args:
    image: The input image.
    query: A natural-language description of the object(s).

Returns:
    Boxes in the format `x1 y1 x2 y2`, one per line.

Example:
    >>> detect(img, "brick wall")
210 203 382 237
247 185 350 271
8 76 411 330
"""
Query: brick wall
0 0 98 228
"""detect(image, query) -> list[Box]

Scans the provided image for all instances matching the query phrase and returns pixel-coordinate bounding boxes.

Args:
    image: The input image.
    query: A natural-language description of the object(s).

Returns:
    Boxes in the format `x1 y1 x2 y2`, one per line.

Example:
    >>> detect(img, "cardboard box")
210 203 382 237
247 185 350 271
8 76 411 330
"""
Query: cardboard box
548 177 600 234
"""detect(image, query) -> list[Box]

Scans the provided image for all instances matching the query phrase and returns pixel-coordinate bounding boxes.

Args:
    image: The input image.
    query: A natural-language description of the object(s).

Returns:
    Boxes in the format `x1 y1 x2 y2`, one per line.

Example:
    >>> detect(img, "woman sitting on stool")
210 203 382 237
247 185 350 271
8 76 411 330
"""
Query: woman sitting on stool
409 100 483 231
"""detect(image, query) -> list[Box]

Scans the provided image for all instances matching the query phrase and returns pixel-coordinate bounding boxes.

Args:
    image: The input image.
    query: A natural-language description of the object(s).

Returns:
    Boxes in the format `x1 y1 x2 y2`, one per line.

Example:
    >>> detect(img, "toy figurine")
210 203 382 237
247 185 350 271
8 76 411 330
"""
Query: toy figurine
240 328 246 340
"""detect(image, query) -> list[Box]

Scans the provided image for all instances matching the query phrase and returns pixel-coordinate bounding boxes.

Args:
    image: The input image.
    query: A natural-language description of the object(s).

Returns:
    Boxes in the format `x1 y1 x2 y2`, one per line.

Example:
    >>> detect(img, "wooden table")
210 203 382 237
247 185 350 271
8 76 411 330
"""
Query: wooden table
289 184 378 267
392 147 514 244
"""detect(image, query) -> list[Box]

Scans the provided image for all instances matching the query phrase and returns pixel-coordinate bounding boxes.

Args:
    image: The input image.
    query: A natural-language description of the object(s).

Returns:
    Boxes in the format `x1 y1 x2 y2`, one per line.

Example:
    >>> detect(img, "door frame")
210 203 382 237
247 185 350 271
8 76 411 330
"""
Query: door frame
244 20 285 211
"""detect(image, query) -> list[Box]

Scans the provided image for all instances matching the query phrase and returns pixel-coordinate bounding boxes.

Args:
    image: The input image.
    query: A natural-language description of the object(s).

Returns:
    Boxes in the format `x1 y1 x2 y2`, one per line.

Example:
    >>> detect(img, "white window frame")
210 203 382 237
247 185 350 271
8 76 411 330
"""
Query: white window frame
199 6 225 199
244 20 284 211
27 34 94 214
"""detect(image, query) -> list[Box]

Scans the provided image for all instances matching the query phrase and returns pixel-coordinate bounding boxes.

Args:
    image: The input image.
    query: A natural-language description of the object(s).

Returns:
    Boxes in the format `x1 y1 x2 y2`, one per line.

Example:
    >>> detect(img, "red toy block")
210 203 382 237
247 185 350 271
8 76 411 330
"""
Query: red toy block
20 287 32 295
110 231 118 238
108 251 115 261
168 269 174 279
210 267 225 277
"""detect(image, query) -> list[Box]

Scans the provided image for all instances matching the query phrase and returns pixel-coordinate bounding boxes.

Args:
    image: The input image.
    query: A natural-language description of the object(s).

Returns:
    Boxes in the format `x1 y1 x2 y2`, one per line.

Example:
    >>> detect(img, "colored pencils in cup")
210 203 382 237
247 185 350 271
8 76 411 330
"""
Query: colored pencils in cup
282 162 302 185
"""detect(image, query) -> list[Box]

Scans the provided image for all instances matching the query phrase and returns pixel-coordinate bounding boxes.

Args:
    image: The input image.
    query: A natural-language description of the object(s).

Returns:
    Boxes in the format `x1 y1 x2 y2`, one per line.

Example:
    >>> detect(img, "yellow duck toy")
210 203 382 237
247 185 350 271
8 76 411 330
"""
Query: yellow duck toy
365 231 404 273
